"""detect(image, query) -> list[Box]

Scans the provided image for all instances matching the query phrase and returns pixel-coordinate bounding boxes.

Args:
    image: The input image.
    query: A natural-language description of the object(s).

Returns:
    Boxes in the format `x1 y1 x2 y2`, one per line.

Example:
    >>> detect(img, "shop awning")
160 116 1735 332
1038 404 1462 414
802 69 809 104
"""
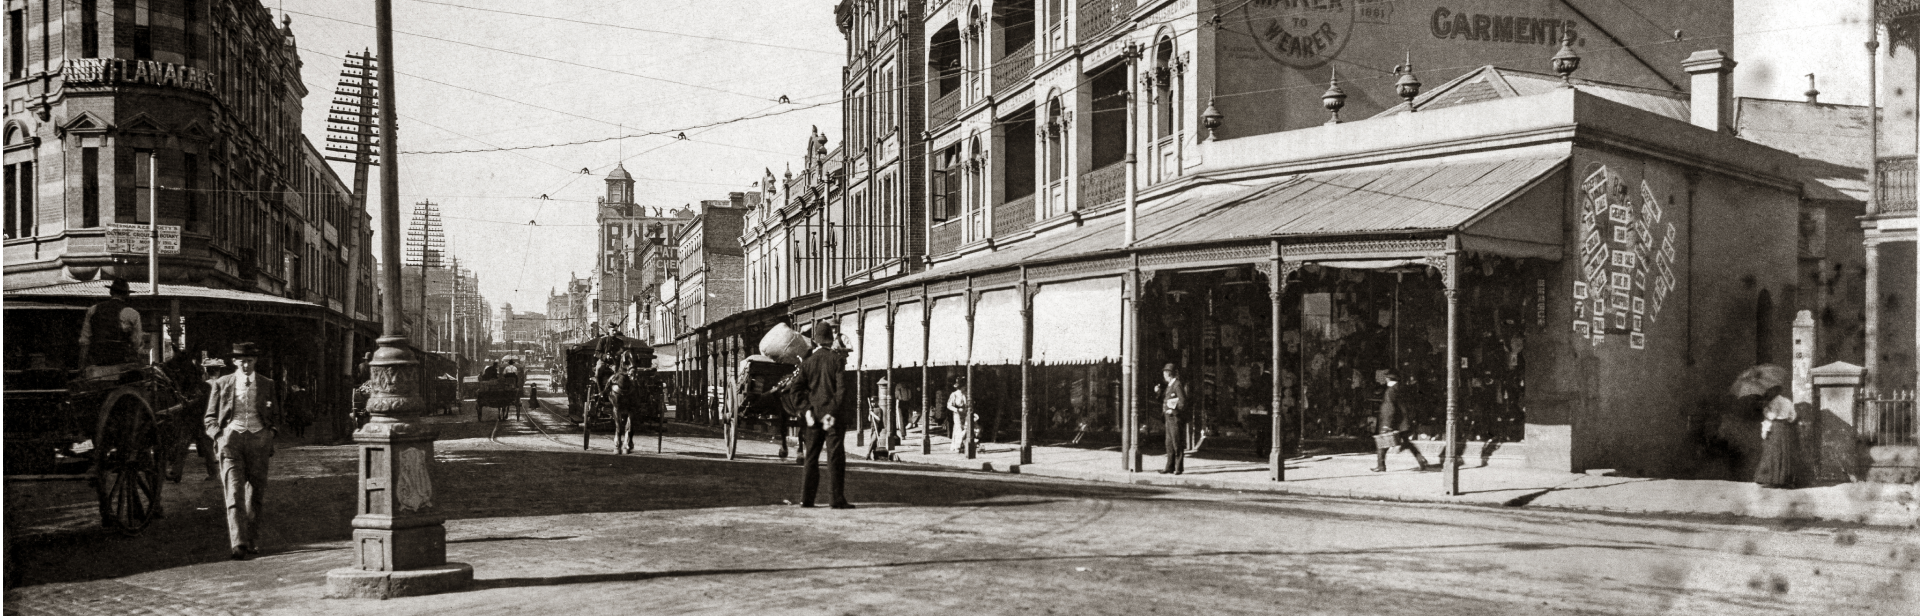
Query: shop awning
1032 277 1122 363
892 301 925 368
970 289 1023 365
927 295 969 366
6 281 326 312
860 308 888 370
889 152 1568 288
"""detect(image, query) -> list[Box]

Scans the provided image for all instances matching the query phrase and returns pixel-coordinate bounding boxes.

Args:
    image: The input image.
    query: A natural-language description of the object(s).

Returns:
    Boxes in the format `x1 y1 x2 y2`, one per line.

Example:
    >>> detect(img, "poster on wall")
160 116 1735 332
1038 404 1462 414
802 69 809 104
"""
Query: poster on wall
1574 163 1677 351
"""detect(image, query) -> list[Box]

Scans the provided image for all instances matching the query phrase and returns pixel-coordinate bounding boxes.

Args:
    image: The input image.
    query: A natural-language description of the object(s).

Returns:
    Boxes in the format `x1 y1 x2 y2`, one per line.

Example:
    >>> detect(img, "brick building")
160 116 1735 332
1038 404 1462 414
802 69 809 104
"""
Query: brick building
4 1 376 443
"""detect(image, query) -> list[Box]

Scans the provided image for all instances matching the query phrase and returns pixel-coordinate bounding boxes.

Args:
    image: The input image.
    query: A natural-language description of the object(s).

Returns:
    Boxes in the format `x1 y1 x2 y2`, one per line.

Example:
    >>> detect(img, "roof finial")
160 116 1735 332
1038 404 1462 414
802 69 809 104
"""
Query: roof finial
1804 73 1820 103
1322 67 1347 125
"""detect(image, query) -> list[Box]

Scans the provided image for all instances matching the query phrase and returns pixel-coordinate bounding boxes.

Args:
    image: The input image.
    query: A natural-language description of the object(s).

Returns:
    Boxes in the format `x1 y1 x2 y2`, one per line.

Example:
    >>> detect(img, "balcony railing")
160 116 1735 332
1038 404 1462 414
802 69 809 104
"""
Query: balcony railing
930 219 962 257
994 193 1036 237
993 42 1035 94
1879 155 1916 215
1078 162 1125 211
1076 0 1136 45
929 90 962 129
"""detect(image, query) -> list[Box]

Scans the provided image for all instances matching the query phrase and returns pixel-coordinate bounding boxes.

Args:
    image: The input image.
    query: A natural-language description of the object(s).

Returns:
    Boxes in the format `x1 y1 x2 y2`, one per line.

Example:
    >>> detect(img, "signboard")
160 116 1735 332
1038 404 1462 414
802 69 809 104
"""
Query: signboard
105 223 181 255
63 58 216 94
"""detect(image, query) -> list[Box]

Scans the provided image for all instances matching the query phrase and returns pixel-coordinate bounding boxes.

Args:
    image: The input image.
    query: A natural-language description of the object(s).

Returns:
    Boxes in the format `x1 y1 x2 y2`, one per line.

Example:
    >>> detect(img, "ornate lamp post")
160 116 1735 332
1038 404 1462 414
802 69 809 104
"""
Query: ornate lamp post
327 0 472 598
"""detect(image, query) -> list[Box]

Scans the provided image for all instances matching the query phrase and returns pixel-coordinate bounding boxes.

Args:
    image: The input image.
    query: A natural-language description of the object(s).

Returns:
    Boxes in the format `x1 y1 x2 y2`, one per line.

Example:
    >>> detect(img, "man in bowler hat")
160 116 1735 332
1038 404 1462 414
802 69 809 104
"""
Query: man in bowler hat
203 342 281 559
791 320 854 509
1159 364 1186 475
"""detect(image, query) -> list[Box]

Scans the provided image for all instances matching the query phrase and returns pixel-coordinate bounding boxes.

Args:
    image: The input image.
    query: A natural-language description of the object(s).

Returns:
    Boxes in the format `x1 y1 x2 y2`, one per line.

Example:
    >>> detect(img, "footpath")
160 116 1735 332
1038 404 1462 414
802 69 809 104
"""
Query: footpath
879 429 1920 528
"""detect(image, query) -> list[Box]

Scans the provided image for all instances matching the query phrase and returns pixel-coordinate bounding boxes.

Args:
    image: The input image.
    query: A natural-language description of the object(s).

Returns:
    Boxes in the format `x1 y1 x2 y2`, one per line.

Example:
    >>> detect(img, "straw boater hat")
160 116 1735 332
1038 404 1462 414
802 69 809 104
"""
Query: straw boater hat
230 342 264 358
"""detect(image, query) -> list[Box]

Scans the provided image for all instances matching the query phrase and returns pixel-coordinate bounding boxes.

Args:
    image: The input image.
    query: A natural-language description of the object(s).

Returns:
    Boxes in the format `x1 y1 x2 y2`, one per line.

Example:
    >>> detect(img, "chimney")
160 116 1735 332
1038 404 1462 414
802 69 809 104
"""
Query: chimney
1682 49 1736 132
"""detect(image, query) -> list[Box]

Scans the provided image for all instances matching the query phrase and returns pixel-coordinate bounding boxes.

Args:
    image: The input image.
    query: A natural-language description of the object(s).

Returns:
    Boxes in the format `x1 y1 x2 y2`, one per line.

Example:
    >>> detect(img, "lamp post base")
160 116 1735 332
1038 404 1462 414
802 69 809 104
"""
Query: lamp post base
325 563 473 599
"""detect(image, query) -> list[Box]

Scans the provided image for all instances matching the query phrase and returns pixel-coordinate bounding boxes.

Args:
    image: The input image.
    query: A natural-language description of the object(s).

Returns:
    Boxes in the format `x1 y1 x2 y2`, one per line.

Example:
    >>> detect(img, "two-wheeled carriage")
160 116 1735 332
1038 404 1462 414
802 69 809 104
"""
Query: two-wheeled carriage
3 362 194 535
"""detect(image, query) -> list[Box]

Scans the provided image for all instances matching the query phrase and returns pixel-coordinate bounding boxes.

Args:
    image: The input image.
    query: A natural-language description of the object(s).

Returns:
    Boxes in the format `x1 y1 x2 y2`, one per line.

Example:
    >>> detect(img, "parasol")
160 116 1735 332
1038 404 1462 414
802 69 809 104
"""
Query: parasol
1729 364 1788 398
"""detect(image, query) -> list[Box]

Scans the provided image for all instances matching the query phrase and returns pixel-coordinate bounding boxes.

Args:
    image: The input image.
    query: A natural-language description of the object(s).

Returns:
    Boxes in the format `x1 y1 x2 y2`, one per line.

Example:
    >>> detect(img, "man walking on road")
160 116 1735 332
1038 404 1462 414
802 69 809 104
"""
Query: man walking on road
792 321 854 509
203 342 280 560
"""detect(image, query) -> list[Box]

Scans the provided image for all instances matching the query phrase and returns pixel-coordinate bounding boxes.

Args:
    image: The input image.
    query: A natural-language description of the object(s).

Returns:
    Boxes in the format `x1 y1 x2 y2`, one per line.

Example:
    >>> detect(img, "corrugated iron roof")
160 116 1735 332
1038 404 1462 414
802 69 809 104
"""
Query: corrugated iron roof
890 153 1565 285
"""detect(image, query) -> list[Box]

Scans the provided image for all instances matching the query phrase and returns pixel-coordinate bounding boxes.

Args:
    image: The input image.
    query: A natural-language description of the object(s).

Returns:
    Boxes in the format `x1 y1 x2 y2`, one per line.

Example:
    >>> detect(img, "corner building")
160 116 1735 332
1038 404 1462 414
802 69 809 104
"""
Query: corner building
4 2 375 445
723 0 1881 481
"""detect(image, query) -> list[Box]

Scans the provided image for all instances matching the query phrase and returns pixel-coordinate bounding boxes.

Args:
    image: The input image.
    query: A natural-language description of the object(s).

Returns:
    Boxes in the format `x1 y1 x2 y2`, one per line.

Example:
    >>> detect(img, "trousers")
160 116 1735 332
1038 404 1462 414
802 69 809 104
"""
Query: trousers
800 423 849 506
1164 413 1185 473
218 428 273 550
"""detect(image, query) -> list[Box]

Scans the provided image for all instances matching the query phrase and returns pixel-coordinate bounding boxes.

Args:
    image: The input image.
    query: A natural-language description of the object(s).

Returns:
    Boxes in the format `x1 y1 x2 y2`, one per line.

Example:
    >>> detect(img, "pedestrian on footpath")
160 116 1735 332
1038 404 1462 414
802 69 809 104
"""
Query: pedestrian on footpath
1753 385 1799 489
202 342 281 560
792 321 854 509
525 382 539 420
1158 364 1186 475
946 376 971 454
1371 371 1432 473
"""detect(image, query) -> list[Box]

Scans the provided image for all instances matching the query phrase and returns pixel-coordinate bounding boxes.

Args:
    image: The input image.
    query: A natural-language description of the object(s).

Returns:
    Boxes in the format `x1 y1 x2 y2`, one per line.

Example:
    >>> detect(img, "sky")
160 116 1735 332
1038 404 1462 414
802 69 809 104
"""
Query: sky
278 0 846 314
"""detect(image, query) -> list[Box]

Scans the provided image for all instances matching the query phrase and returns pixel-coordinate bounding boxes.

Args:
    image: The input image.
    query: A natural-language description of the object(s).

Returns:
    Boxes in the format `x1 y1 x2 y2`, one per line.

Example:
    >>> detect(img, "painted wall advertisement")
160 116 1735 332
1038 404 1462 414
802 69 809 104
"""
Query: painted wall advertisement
1215 0 1729 134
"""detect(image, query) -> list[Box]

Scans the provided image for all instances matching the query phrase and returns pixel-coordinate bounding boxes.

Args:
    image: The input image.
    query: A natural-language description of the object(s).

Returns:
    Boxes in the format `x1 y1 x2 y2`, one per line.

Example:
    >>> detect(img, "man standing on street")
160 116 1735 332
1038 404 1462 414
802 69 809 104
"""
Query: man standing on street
791 321 854 509
1159 364 1186 475
203 342 280 559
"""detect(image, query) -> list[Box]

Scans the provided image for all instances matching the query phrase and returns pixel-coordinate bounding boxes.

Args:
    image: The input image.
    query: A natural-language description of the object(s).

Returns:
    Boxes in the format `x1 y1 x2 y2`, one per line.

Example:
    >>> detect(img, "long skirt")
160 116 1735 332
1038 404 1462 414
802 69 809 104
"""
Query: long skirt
1753 421 1799 488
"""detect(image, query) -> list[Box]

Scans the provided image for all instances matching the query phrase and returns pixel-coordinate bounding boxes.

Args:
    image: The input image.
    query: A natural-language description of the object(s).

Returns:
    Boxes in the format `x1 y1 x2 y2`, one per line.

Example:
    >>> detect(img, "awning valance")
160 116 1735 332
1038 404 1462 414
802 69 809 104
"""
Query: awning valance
1032 277 1122 363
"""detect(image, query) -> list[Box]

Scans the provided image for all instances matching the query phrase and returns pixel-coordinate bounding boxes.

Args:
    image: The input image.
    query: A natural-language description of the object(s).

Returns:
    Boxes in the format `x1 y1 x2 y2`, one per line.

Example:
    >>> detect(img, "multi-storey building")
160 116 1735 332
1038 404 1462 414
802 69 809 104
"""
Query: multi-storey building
742 130 846 308
593 163 693 331
675 195 752 331
547 272 594 343
4 3 375 442
834 1 925 289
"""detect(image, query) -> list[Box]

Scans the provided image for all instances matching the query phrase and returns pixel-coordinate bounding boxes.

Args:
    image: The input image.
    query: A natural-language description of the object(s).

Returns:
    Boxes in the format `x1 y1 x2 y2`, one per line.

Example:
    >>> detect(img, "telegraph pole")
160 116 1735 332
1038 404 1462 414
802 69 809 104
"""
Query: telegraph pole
326 49 379 440
326 0 471 598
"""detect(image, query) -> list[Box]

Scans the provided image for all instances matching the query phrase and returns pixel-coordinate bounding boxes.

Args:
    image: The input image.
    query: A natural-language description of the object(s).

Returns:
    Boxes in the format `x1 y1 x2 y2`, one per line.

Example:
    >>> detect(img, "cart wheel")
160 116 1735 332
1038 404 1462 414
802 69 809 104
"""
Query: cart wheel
94 391 163 536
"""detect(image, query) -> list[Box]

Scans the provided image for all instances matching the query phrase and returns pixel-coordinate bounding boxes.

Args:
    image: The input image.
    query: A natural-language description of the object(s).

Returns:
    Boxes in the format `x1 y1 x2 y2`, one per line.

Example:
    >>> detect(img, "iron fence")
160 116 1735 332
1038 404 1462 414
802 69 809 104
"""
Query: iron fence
1859 388 1917 446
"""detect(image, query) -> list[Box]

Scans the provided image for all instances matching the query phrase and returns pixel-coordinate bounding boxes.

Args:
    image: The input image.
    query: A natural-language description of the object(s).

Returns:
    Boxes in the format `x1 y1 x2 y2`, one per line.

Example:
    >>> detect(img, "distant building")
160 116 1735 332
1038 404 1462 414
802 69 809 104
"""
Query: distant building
593 163 694 330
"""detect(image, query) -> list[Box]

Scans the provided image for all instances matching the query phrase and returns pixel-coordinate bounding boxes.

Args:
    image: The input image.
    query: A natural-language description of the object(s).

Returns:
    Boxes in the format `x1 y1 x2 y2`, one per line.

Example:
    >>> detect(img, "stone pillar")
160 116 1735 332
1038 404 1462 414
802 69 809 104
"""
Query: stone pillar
1811 361 1867 483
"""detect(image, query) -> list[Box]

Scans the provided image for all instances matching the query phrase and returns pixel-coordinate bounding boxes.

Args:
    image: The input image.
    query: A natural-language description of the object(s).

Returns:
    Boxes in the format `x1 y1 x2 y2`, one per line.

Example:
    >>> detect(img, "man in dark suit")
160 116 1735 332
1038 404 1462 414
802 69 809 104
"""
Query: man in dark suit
791 321 854 509
202 342 281 559
1160 363 1186 475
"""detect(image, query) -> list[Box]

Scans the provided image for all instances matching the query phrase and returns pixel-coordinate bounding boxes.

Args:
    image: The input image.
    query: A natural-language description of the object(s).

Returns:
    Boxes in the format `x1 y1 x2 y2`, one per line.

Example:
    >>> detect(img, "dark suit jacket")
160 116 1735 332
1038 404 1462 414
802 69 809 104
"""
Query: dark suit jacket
792 346 850 424
1378 386 1405 433
1163 378 1186 416
203 371 281 440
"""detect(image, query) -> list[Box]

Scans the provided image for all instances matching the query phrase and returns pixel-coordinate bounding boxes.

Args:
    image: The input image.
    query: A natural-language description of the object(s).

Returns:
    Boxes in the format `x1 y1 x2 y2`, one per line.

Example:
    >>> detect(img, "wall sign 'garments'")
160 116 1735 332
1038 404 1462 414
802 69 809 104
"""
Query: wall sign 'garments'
971 289 1023 365
861 308 888 371
1032 277 1123 364
892 301 925 368
927 296 969 366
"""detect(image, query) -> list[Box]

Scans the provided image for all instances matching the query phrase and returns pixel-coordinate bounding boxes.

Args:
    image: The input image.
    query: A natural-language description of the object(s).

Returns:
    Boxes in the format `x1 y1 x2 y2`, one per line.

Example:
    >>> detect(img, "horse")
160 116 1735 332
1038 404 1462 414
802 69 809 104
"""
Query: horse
604 352 654 455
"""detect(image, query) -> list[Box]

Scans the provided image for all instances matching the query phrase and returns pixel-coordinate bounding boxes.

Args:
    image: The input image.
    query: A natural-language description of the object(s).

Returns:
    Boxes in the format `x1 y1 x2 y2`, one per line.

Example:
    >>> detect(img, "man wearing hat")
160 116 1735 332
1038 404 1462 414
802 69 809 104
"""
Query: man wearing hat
78 278 146 368
1158 364 1186 475
789 320 854 509
202 342 281 559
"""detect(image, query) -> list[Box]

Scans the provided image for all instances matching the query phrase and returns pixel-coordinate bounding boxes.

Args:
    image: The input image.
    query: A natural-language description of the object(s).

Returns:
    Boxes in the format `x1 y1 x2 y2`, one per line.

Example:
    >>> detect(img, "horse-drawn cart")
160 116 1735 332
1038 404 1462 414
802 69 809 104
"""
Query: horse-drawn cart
3 362 194 535
471 374 521 420
564 334 663 453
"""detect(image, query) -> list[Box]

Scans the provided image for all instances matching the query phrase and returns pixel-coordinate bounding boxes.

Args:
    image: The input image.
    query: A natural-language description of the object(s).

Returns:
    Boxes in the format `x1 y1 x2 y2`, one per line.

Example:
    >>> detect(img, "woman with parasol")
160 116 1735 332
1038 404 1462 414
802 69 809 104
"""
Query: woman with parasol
1730 365 1797 488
